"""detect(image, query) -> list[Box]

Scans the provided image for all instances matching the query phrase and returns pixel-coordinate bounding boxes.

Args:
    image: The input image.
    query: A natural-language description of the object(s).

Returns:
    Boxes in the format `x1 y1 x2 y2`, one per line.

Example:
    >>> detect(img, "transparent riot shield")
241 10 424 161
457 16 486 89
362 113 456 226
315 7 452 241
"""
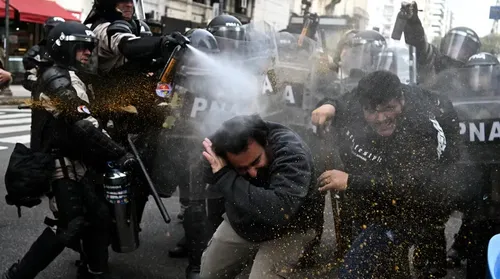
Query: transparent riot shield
152 22 277 199
375 39 417 85
263 32 318 128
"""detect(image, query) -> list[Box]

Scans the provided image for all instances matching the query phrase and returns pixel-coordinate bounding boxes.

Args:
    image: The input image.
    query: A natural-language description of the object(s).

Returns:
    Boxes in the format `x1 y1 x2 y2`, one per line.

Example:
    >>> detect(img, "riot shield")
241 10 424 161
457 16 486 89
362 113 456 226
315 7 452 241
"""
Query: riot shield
431 66 500 164
263 32 318 131
151 22 278 198
375 39 417 85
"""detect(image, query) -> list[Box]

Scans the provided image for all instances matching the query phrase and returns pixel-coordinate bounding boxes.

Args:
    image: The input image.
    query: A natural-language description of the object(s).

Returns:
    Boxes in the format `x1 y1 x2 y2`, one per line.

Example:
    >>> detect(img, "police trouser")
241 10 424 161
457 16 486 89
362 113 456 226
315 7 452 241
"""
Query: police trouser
182 158 226 272
452 164 500 278
10 176 111 278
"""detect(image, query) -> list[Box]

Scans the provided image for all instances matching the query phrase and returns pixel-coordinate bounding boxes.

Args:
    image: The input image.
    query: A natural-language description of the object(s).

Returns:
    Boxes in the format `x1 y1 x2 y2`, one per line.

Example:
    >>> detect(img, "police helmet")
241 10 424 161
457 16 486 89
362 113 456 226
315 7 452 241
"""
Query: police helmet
341 29 386 74
184 28 219 54
276 32 296 50
207 15 244 41
84 0 134 24
332 29 359 70
46 21 99 73
464 52 500 92
466 52 499 67
44 17 65 37
441 27 481 64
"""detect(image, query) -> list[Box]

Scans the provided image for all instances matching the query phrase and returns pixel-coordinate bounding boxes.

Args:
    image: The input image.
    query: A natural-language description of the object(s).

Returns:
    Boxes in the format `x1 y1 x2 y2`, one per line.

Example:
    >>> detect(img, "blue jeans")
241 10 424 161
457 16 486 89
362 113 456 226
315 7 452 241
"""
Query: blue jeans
339 224 411 279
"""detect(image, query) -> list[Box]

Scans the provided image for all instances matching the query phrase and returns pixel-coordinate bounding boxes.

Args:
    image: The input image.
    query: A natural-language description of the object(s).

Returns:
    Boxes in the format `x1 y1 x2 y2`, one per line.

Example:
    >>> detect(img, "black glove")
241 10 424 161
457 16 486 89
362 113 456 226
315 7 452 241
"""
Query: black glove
398 1 420 23
117 152 137 171
160 32 191 59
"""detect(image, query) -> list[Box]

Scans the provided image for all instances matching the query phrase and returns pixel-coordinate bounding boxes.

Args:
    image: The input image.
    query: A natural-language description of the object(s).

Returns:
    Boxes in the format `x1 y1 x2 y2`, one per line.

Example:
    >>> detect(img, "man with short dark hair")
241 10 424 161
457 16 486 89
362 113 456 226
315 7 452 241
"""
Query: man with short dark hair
312 70 464 278
199 114 324 279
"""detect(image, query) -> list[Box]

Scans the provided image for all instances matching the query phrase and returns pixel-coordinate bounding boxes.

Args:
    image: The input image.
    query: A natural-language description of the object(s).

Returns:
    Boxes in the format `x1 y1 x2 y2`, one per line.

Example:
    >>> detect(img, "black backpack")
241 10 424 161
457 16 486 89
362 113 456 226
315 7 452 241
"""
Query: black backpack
5 143 55 217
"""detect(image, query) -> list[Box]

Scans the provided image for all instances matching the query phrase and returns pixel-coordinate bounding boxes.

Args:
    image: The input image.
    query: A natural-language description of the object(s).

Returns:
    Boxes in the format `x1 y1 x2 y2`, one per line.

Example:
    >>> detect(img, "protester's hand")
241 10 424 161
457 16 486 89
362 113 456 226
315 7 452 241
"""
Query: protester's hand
202 138 226 173
311 104 336 127
317 170 348 192
398 1 419 22
0 68 12 84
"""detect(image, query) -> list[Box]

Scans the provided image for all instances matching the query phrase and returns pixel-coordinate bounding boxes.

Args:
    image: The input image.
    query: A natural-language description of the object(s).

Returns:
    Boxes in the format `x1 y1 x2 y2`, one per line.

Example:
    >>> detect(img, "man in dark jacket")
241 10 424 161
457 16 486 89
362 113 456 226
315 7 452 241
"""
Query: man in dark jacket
312 70 464 278
199 114 324 279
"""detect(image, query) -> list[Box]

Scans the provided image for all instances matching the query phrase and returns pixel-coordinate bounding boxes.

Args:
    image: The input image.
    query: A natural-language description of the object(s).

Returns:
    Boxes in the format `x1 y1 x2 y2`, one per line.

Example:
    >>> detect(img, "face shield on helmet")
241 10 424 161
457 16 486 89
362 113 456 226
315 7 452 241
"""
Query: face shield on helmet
211 26 246 53
275 32 315 66
52 33 99 74
375 40 417 84
210 25 245 41
466 65 500 94
341 37 385 76
440 28 481 64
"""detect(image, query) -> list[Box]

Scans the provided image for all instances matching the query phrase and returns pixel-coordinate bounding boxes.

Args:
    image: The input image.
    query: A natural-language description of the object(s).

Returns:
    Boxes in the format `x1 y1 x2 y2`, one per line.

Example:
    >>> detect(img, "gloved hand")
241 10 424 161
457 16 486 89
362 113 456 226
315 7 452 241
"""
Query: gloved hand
398 1 420 23
160 32 191 60
117 152 137 171
160 32 190 51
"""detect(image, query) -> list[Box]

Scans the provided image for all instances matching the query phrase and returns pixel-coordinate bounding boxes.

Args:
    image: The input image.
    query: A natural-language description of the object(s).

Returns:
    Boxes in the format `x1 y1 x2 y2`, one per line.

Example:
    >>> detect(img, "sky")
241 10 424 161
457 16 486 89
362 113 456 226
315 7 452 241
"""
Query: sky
451 0 497 36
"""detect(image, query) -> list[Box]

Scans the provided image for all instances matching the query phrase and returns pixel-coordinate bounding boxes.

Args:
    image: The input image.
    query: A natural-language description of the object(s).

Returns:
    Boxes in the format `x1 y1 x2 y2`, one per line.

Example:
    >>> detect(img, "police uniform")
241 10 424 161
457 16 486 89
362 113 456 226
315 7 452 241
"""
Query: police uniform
2 21 134 279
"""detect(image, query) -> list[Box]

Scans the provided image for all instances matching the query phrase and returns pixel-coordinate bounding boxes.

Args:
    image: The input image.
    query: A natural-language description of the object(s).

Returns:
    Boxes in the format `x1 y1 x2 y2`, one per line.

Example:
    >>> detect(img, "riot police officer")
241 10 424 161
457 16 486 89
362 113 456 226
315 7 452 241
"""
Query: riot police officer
83 0 188 73
160 28 221 279
83 0 189 230
337 29 387 94
2 21 135 279
22 16 65 92
168 13 244 257
397 1 481 83
331 29 358 74
446 52 500 278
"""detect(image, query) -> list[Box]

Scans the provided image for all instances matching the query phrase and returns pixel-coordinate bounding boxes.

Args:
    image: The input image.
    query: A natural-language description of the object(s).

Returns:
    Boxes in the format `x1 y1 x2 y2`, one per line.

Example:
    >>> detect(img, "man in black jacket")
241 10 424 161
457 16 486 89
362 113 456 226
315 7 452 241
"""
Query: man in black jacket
199 114 323 279
312 70 464 278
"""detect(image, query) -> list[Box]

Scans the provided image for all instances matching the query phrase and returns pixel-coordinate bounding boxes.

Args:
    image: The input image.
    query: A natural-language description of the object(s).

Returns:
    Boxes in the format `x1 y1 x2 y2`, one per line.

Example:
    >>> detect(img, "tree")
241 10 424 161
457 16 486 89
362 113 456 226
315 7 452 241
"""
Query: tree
480 34 500 55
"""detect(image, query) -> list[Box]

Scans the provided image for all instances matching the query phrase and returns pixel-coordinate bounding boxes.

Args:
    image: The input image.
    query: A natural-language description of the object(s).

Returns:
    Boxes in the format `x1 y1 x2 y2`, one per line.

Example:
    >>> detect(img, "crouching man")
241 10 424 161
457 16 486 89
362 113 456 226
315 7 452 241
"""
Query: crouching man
199 114 324 279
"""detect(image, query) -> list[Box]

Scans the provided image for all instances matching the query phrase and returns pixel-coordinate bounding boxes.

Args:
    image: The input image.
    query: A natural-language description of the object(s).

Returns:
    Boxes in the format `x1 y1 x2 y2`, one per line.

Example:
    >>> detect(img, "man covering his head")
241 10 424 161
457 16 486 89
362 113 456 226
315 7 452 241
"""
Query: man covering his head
199 114 324 279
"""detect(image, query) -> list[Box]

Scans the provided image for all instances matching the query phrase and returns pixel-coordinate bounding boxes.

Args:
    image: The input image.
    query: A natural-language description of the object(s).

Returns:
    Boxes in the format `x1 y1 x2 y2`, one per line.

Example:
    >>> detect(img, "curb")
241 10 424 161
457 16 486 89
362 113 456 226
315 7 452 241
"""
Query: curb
0 97 30 105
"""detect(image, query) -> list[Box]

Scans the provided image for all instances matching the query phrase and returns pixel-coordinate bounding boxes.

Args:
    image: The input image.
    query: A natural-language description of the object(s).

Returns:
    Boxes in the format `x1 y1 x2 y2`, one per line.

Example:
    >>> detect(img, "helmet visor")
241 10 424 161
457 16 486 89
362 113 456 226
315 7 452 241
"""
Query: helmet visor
441 30 480 63
468 65 500 93
67 35 99 74
341 41 382 74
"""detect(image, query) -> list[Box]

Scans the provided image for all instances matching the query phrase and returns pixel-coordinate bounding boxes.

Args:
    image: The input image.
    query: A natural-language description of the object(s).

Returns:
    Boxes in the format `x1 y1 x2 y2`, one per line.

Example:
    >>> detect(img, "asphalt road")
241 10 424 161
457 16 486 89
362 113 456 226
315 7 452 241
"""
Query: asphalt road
0 106 467 278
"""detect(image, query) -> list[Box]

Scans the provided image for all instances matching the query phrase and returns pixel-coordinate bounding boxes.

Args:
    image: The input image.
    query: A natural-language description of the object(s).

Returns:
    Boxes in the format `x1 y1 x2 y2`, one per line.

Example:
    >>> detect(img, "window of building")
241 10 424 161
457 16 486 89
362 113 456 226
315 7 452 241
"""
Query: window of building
193 0 205 4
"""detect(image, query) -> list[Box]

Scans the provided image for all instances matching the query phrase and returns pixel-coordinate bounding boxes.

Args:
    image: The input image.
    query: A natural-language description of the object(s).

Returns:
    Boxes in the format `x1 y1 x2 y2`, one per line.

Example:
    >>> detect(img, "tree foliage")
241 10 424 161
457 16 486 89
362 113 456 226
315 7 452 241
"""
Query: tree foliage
480 34 500 55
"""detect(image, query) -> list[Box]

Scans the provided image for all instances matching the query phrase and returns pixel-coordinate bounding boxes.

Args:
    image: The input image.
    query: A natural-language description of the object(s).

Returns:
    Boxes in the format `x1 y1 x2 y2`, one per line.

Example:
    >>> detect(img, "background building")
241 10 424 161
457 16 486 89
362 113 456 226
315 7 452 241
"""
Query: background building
367 0 398 38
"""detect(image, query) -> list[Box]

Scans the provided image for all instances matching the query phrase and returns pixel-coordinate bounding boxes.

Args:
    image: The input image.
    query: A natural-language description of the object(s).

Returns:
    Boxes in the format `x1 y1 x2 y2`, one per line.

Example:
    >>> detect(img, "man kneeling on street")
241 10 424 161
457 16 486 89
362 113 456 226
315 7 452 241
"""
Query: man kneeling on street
199 114 324 279
312 70 464 278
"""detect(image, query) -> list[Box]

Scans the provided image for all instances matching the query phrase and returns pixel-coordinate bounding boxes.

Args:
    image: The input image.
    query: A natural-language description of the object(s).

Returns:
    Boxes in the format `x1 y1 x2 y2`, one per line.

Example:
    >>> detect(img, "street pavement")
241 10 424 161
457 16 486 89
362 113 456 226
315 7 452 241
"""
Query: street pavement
0 106 467 278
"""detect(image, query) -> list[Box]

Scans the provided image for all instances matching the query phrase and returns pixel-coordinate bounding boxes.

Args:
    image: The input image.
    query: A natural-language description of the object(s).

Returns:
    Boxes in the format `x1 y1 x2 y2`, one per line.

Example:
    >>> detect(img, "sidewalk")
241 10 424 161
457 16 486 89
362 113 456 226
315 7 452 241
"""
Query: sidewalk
0 85 31 105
